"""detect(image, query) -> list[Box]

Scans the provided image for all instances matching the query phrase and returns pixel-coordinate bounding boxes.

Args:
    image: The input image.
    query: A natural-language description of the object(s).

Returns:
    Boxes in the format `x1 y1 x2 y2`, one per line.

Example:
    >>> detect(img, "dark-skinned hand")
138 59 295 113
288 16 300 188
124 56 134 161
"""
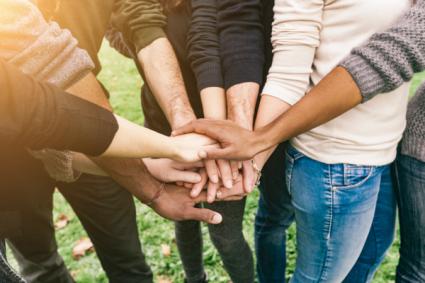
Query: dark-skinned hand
172 119 267 161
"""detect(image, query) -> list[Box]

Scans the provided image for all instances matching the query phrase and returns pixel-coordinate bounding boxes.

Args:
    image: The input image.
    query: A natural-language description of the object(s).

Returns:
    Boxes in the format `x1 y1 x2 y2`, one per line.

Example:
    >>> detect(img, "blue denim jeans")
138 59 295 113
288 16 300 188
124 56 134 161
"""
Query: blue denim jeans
255 145 396 283
395 153 425 283
287 145 396 282
255 143 294 283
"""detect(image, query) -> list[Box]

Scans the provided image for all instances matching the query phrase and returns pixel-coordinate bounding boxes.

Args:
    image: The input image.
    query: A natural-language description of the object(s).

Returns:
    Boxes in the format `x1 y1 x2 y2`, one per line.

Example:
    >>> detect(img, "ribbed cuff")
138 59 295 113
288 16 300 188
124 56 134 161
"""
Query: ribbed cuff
133 26 166 53
194 62 224 91
223 59 264 90
339 54 387 103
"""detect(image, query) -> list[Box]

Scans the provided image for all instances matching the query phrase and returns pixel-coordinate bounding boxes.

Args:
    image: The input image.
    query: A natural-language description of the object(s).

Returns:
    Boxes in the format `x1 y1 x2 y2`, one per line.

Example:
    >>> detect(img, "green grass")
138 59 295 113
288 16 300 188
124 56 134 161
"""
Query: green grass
10 43 425 283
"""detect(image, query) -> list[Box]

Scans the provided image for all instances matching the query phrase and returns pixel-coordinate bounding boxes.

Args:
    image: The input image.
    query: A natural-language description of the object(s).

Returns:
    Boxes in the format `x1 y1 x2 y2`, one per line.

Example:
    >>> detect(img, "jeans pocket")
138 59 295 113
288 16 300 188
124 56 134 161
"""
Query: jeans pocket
333 164 376 190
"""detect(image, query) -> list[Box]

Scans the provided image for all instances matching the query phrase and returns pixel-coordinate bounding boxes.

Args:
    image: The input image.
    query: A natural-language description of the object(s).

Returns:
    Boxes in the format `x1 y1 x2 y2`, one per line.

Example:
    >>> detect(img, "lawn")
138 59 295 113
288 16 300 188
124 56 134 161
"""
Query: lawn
10 43 425 283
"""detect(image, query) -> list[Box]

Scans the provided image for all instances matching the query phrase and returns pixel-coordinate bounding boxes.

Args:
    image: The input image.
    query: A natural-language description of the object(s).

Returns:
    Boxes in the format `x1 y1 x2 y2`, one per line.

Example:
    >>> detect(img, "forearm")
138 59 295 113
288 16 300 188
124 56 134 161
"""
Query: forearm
201 87 227 119
257 67 362 149
92 157 161 204
72 153 107 176
66 72 112 110
253 95 291 170
138 38 196 128
102 115 178 159
226 82 259 129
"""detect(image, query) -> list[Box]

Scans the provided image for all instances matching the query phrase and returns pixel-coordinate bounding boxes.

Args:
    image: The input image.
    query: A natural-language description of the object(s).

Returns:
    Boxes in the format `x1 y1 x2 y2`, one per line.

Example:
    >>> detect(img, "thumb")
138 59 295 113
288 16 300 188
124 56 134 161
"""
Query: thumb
171 122 196 136
185 207 223 224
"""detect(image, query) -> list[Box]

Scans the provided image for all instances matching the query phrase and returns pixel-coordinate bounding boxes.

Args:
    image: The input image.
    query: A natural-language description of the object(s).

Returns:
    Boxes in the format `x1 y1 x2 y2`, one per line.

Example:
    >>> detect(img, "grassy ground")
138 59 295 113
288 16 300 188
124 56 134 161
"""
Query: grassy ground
11 44 425 283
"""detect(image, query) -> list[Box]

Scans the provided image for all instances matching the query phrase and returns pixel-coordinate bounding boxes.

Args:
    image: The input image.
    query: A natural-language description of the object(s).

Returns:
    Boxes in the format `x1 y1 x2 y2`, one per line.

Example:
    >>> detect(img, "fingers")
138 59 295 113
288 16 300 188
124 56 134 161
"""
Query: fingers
204 160 219 183
184 182 194 189
172 120 225 143
203 147 235 160
171 169 202 184
185 206 223 224
190 169 208 198
171 121 196 136
242 160 255 193
230 161 240 180
217 159 233 189
216 180 245 200
207 181 219 203
174 160 204 170
172 120 211 137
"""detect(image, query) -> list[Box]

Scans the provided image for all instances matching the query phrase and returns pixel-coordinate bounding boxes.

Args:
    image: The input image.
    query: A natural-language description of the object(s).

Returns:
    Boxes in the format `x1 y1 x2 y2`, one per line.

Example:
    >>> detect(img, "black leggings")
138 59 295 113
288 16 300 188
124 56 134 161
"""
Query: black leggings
175 199 254 283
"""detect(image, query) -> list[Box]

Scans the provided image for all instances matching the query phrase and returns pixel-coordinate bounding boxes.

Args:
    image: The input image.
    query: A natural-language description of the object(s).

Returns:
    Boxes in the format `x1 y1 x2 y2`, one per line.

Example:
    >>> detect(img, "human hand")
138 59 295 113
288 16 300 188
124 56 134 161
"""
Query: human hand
170 133 218 163
150 183 223 224
172 133 235 196
172 119 269 161
143 158 203 184
189 160 259 202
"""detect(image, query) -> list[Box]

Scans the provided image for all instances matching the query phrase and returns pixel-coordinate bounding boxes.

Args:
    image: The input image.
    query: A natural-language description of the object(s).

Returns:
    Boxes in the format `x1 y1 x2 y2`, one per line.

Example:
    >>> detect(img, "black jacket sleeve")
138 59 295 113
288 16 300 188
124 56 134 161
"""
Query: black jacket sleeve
0 59 118 156
188 0 224 92
218 0 265 89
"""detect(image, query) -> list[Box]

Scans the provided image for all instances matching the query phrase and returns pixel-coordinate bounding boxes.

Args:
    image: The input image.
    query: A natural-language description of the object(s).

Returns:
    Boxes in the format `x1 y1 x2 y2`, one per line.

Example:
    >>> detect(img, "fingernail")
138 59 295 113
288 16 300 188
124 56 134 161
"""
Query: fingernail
212 214 222 224
194 176 201 183
225 180 233 189
199 151 208 159
216 191 222 198
232 172 238 180
211 175 219 183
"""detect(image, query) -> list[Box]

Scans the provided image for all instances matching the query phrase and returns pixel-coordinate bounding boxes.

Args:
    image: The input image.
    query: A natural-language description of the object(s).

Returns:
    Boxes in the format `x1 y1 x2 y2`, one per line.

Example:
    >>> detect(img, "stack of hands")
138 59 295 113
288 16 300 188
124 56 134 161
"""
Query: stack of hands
144 130 259 206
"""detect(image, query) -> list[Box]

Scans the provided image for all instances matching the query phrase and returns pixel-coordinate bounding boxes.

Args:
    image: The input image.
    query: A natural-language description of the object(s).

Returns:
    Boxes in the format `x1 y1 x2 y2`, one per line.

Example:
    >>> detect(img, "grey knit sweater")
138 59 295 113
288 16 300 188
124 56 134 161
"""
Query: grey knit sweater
340 0 425 162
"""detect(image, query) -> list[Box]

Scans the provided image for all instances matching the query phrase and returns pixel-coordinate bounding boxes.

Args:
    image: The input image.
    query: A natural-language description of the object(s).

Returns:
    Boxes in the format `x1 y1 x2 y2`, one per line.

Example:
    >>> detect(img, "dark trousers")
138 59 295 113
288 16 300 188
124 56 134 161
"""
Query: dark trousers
395 153 425 283
141 73 254 283
0 147 152 283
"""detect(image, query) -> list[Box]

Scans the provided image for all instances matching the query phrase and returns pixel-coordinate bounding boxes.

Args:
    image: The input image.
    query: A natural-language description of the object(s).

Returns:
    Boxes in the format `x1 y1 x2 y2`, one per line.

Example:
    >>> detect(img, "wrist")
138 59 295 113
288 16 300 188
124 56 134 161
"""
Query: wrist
170 110 196 130
167 137 184 161
227 83 258 129
252 126 273 154
227 101 255 131
201 87 227 120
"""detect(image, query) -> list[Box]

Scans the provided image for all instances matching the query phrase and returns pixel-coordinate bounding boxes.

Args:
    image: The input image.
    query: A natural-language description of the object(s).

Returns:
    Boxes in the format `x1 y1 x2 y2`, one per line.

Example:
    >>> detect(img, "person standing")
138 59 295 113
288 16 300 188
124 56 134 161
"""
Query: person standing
1 1 220 282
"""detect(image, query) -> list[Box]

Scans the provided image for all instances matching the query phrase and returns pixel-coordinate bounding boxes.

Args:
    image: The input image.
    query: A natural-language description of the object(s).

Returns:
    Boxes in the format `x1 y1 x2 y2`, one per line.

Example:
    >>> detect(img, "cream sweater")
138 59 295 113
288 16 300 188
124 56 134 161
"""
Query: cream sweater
263 0 412 166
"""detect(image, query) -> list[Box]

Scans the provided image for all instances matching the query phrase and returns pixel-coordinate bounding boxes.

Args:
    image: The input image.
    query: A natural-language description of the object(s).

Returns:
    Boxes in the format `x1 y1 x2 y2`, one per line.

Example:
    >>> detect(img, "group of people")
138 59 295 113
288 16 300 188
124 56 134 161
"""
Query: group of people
1 0 424 282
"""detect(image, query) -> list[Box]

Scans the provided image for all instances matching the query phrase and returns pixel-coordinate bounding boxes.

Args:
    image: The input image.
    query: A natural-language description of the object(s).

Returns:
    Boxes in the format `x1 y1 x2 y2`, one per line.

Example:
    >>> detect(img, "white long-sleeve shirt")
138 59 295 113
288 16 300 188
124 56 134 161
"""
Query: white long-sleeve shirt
263 0 411 166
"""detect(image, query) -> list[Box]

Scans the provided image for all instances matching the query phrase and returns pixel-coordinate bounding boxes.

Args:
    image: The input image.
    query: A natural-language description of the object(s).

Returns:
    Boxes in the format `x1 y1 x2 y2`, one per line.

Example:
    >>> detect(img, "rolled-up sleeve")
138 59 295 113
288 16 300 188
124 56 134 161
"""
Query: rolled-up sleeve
0 59 118 156
188 0 224 92
262 0 324 105
111 0 167 53
0 0 94 89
